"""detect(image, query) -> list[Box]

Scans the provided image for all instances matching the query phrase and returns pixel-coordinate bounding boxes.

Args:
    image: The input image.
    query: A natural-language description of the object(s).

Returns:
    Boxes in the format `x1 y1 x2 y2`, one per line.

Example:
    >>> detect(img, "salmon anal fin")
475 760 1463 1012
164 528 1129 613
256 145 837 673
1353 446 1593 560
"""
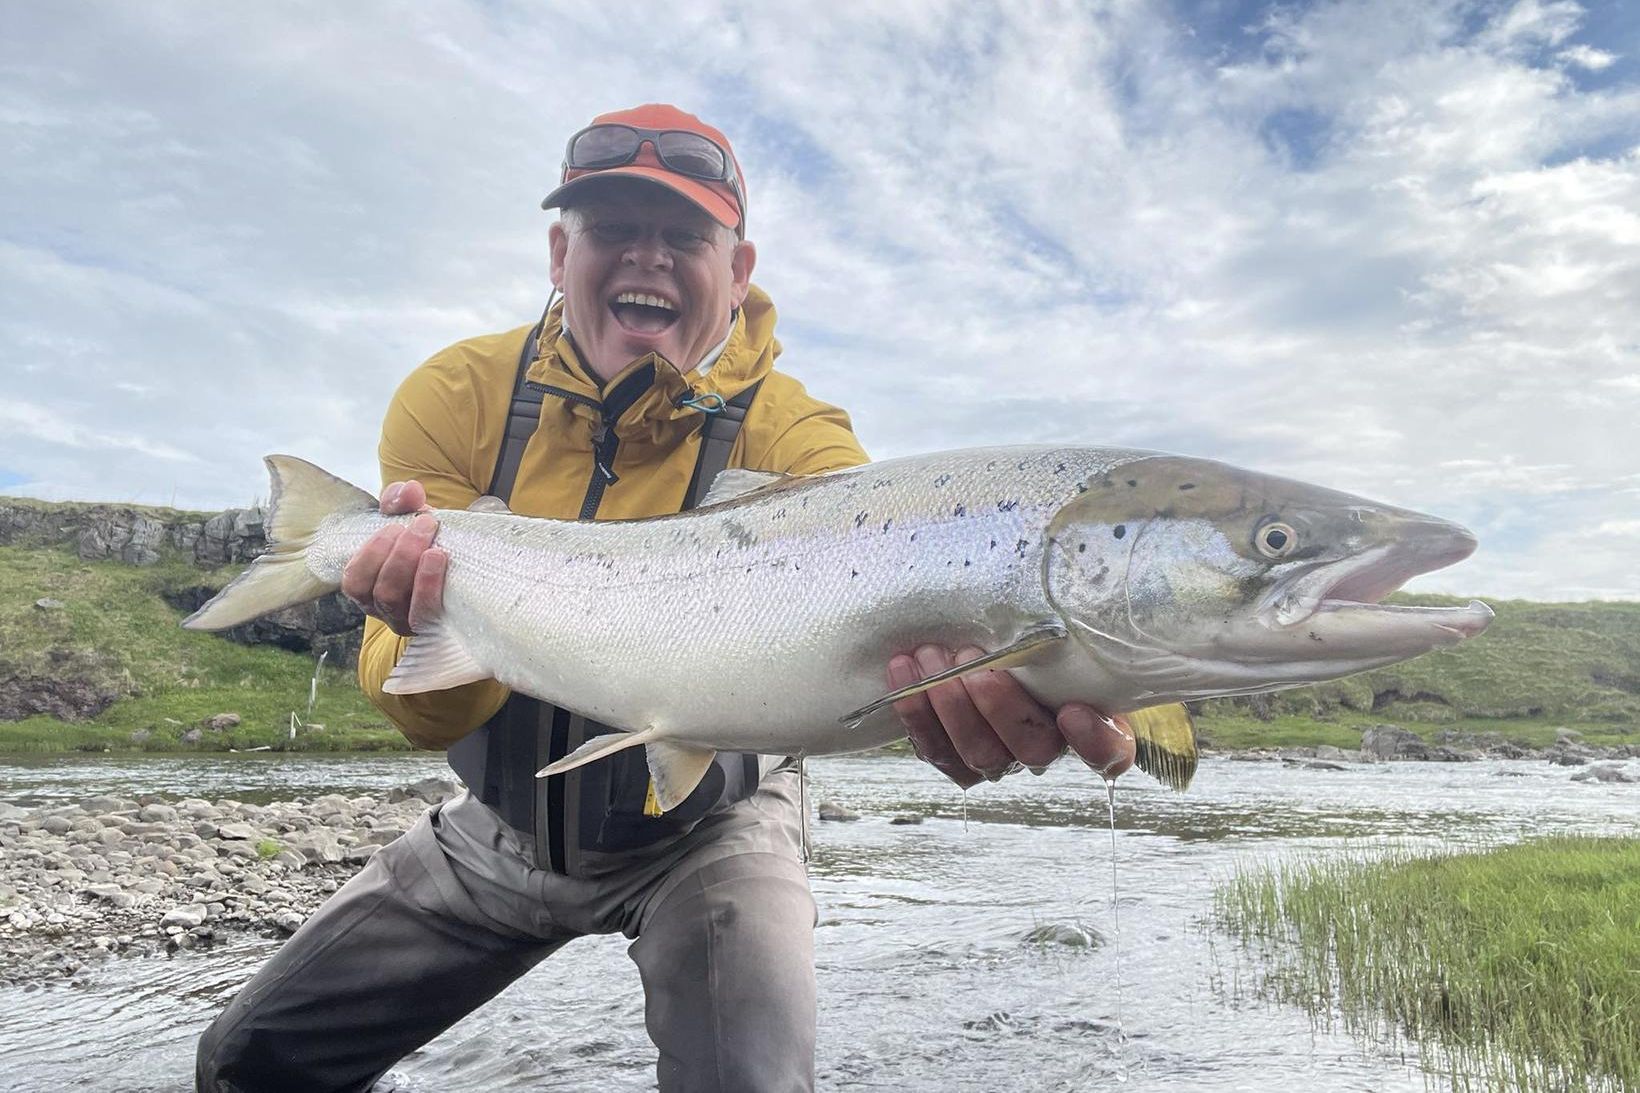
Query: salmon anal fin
536 726 659 778
839 623 1069 730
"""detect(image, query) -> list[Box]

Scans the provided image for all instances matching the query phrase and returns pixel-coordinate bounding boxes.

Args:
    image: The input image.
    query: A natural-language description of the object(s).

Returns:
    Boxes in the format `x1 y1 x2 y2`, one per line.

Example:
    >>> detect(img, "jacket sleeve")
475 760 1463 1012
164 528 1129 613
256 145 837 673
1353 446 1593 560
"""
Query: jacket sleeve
357 358 513 749
759 402 870 475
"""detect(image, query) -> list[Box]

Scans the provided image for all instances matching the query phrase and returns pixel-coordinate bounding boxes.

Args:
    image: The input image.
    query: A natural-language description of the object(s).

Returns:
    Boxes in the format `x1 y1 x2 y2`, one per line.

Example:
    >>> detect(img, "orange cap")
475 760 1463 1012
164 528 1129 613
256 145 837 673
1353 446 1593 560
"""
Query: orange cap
541 103 746 234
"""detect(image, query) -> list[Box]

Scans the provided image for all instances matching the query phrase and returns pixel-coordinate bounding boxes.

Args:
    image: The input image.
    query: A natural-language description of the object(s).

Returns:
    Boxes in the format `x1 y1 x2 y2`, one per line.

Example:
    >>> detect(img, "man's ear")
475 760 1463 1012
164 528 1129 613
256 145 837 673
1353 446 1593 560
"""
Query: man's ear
548 221 568 290
729 239 757 308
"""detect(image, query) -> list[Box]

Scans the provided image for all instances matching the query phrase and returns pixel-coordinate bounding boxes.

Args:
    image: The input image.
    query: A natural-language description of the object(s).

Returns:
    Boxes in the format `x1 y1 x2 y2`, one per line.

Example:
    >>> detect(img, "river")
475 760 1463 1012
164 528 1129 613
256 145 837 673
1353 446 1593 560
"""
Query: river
1 752 1636 1091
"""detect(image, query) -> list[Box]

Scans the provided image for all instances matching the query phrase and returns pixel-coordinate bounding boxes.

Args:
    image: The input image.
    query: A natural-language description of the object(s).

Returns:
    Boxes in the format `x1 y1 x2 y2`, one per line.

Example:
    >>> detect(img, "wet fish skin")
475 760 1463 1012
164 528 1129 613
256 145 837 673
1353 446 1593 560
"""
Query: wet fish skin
182 447 1491 808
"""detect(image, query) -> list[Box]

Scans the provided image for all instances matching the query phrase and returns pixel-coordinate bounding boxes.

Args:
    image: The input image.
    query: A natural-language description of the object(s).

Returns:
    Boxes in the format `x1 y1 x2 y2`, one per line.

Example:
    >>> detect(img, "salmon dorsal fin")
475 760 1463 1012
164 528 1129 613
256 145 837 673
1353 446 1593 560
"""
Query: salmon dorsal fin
699 469 793 507
466 494 513 514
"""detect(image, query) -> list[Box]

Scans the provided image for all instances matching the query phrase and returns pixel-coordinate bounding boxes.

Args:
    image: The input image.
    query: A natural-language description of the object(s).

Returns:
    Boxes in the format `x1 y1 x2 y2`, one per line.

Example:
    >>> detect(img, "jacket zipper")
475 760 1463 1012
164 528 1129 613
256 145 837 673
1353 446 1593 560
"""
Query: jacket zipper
527 366 653 872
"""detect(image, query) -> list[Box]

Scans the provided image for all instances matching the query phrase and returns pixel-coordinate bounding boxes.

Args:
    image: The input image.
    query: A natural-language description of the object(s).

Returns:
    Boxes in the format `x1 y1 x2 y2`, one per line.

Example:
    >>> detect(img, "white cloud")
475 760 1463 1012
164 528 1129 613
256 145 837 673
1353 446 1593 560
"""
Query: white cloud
1 0 1636 599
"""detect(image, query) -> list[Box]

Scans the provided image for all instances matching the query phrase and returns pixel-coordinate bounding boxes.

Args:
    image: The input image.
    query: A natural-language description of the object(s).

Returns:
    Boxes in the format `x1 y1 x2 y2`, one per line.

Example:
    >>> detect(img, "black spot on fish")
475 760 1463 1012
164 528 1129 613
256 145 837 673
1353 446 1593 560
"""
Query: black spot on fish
1055 462 1067 474
1014 539 1030 556
1078 543 1087 554
953 503 967 517
997 499 1019 513
1127 479 1138 488
1179 483 1196 492
933 473 952 488
1114 525 1127 539
851 569 859 578
910 531 918 542
963 559 971 567
882 519 893 533
1309 631 1322 643
989 539 997 549
1076 482 1089 494
855 512 868 528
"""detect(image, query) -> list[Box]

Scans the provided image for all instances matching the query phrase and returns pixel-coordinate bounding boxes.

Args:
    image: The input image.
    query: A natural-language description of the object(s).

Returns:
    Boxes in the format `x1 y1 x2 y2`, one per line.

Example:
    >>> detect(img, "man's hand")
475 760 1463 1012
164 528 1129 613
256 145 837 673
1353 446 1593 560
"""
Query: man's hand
340 480 447 637
888 645 1136 789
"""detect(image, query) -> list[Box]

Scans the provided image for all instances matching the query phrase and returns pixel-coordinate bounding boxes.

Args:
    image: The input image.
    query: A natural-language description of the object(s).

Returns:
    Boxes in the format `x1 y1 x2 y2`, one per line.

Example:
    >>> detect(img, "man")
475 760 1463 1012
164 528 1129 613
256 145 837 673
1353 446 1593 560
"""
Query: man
196 104 1135 1093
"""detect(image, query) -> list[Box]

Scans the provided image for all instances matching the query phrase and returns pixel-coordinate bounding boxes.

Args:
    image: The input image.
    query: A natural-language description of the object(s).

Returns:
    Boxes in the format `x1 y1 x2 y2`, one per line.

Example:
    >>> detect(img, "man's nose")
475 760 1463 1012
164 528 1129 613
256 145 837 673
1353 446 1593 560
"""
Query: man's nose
621 232 673 269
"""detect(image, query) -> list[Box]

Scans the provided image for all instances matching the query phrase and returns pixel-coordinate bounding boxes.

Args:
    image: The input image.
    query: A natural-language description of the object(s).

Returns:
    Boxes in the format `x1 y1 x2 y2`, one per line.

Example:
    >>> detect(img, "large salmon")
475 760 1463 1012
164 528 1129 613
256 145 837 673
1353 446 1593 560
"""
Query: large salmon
184 448 1491 808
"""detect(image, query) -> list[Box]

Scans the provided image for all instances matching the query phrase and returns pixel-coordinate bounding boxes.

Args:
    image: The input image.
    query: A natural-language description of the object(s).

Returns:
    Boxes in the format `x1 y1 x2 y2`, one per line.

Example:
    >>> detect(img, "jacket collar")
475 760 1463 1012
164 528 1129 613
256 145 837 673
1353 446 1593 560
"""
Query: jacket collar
525 284 782 440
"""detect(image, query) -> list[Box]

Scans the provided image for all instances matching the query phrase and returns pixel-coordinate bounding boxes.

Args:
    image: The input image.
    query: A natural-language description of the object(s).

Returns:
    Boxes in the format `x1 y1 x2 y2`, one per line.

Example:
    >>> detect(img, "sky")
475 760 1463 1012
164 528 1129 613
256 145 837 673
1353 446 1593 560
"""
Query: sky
2 0 1636 601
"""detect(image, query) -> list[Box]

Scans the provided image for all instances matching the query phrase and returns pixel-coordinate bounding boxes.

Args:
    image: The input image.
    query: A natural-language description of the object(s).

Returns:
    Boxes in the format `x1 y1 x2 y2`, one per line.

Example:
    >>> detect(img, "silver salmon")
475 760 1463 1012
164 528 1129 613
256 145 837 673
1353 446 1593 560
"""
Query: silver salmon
183 447 1492 809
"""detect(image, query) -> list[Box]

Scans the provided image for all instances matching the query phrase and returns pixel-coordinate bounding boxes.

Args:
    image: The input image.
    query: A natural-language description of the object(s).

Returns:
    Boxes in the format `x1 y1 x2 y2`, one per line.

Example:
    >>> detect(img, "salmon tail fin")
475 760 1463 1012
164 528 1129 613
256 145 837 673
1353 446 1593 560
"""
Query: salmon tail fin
181 455 377 631
1127 703 1199 792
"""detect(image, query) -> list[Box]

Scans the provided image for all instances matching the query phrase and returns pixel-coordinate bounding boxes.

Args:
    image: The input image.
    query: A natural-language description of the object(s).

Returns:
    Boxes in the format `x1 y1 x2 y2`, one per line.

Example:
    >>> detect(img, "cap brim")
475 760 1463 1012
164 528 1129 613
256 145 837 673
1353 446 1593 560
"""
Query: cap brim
541 166 741 232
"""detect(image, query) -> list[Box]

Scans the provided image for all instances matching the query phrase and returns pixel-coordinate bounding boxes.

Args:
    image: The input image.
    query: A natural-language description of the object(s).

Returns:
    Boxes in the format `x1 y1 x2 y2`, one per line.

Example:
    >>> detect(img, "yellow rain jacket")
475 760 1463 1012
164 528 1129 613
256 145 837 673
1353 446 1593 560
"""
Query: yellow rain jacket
359 285 869 748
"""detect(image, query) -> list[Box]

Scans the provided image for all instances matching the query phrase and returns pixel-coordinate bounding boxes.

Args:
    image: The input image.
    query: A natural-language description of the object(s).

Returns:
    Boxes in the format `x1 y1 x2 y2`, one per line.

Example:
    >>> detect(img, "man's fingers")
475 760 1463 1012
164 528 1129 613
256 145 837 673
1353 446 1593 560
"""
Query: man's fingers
953 646 1065 770
340 524 403 607
379 480 429 516
890 655 983 789
1059 706 1136 779
407 549 448 633
367 512 440 635
920 646 1016 780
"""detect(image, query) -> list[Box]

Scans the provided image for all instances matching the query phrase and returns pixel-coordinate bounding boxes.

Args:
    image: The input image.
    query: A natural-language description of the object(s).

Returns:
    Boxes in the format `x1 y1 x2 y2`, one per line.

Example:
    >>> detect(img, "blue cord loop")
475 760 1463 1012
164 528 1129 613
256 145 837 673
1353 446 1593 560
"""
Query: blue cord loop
678 391 727 414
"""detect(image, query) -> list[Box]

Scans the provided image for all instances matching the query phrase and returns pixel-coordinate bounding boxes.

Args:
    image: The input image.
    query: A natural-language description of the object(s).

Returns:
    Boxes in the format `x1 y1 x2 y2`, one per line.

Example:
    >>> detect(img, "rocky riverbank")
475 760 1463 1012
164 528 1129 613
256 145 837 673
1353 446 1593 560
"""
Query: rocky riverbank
0 776 459 988
1220 723 1640 778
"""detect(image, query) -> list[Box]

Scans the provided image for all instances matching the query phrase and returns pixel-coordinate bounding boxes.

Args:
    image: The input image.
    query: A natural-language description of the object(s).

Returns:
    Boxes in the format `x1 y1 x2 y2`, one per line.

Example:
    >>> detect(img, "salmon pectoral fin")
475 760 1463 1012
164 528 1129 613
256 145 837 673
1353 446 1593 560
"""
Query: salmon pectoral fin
382 621 491 694
1126 703 1199 792
645 740 719 812
535 726 660 779
839 622 1070 730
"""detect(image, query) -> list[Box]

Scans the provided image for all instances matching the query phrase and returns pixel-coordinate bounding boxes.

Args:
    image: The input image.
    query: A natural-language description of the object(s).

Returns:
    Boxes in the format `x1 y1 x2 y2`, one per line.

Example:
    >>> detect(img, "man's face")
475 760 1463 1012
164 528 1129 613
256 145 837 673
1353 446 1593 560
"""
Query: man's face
549 180 756 382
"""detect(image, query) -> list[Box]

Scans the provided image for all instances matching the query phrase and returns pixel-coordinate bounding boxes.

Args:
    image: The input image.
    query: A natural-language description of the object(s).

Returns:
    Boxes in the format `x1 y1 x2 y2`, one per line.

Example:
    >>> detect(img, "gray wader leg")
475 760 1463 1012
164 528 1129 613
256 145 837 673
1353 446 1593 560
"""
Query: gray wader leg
629 779 817 1093
195 803 563 1093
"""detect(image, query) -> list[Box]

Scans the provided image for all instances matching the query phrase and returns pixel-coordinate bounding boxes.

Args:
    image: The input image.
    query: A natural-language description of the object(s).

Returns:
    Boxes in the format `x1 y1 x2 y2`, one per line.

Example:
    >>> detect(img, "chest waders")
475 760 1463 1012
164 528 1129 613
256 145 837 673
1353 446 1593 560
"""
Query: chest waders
445 322 764 874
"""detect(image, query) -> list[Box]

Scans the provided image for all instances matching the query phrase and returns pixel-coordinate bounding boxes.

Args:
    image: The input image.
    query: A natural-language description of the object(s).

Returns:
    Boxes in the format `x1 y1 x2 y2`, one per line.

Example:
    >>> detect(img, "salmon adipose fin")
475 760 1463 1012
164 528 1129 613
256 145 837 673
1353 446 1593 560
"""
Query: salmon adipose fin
182 455 376 631
839 622 1070 729
1125 703 1199 791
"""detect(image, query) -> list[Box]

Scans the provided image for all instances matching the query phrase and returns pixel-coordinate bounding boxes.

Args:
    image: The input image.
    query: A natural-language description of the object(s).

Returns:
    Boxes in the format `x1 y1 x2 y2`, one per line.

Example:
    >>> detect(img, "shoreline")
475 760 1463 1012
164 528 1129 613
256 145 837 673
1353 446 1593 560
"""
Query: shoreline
0 777 458 989
2 747 1635 991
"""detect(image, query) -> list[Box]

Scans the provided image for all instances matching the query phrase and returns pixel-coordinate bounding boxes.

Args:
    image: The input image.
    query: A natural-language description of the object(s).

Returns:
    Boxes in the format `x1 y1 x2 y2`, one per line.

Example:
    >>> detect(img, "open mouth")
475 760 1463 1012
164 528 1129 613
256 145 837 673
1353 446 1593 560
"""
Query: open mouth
610 290 680 336
1263 521 1493 642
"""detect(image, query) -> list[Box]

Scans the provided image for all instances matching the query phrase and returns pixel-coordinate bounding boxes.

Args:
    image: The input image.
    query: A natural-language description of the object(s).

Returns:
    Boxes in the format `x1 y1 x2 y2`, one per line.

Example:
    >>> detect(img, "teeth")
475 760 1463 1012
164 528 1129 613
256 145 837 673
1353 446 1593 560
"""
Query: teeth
614 292 677 312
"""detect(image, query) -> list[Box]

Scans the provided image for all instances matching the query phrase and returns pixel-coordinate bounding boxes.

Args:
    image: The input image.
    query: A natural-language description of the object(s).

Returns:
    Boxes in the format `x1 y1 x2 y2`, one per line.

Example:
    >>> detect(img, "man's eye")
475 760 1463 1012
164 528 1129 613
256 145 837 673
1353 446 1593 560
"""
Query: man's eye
662 228 708 249
591 223 640 243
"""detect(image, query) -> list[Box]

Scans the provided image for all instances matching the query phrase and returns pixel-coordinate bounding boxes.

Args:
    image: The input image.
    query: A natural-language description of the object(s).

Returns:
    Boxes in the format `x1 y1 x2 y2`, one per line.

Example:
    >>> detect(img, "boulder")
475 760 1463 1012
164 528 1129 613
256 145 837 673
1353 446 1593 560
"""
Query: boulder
816 801 860 822
1571 764 1637 784
1358 724 1430 761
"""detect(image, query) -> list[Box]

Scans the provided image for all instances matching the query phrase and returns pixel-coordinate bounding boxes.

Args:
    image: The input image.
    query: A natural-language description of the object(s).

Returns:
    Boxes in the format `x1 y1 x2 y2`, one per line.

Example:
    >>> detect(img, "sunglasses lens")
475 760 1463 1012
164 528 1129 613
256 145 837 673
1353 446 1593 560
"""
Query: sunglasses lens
656 132 727 179
570 126 640 168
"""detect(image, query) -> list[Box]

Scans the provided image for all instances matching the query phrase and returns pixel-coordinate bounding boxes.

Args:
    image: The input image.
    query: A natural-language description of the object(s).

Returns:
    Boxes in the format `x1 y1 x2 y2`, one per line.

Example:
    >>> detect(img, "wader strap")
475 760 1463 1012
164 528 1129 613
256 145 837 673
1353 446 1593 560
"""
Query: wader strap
486 321 546 501
447 316 765 871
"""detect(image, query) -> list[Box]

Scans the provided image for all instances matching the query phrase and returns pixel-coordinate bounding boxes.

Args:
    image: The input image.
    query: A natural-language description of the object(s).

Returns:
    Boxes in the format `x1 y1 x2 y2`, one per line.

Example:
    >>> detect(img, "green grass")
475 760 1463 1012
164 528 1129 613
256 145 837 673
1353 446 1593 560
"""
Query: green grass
1215 837 1640 1091
0 544 407 753
1199 595 1640 727
1196 711 1640 752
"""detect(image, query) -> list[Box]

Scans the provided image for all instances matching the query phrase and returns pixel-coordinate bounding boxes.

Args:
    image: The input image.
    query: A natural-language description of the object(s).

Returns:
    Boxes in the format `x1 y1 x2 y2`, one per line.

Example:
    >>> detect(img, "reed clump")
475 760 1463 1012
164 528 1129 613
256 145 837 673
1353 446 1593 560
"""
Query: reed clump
1215 837 1640 1091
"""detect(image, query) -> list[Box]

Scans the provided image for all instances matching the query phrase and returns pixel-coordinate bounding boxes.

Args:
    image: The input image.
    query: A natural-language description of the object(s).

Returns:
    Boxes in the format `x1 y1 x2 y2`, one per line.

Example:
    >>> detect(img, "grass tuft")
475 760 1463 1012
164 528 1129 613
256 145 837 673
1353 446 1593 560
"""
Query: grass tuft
1215 837 1640 1091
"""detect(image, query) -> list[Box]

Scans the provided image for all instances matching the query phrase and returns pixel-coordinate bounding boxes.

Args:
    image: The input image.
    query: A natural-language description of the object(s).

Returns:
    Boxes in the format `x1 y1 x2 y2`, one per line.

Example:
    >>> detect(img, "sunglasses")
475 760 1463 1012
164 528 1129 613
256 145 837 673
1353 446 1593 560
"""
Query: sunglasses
563 124 745 218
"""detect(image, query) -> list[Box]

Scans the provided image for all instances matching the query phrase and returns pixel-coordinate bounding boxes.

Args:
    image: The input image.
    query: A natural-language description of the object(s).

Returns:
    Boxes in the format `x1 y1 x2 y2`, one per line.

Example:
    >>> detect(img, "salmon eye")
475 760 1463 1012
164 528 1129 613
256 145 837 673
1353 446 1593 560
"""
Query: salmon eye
1255 521 1297 559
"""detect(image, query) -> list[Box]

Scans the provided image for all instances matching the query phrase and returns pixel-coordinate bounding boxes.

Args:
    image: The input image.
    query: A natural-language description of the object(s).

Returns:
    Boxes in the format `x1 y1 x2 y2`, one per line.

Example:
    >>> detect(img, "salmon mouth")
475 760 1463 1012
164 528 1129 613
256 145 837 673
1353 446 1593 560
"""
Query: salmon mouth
1261 520 1493 643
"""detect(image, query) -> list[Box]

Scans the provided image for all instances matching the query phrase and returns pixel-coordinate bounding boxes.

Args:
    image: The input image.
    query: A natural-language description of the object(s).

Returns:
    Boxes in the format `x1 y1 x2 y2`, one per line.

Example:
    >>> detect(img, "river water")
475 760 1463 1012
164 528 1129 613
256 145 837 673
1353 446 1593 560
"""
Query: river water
1 752 1636 1091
